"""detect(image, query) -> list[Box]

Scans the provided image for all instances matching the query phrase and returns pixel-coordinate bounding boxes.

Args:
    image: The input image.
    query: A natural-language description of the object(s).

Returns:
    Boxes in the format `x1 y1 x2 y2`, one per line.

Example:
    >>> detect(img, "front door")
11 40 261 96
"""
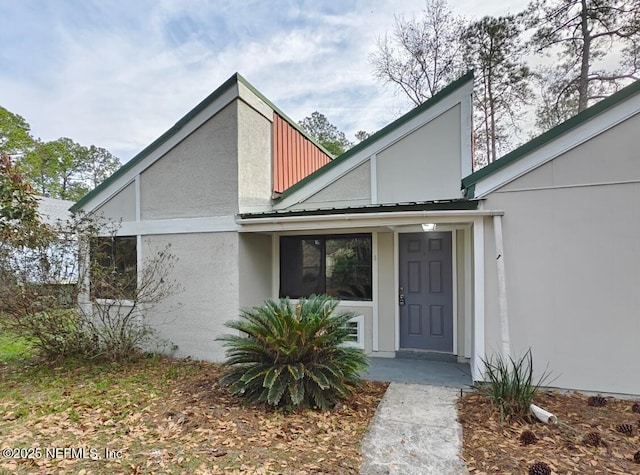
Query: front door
399 232 453 352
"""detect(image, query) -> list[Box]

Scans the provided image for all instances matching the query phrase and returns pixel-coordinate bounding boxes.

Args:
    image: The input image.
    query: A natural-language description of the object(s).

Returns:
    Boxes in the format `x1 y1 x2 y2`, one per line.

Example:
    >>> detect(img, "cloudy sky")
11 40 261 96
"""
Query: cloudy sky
0 0 528 162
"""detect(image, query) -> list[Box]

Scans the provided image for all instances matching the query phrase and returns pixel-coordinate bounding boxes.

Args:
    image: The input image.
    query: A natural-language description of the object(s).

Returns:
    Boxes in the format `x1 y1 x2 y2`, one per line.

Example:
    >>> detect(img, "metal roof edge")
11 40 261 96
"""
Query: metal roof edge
71 73 242 213
274 70 475 202
71 72 336 213
235 74 336 159
461 78 640 191
239 199 479 219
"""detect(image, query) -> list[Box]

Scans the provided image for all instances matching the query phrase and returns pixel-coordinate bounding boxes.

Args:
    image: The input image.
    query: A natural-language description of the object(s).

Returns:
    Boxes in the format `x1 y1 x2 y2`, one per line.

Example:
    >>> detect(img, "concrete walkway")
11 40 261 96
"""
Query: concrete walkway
360 358 470 474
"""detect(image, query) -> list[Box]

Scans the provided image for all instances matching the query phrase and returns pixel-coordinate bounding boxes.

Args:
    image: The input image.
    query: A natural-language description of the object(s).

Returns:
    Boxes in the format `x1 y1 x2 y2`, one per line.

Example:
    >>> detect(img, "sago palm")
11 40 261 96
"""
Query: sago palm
217 295 368 410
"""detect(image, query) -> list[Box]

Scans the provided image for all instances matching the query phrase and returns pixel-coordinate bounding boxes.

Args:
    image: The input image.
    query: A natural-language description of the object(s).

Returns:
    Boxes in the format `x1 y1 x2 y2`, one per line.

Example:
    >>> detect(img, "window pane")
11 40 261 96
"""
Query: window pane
91 237 113 269
90 236 137 299
280 237 323 298
115 237 137 297
325 236 372 300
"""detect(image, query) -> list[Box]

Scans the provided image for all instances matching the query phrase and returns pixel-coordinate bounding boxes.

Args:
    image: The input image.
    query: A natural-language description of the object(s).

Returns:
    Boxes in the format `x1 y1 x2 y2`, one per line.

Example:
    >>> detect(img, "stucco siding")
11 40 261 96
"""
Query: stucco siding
499 113 640 192
237 101 272 212
289 161 371 210
140 102 239 219
482 183 640 394
376 232 396 354
238 233 272 310
141 232 239 362
94 181 135 222
377 105 462 203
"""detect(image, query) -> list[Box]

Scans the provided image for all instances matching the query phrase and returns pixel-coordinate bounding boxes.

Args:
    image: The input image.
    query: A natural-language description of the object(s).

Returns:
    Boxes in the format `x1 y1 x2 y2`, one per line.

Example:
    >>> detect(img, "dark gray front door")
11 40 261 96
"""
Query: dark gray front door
399 232 453 352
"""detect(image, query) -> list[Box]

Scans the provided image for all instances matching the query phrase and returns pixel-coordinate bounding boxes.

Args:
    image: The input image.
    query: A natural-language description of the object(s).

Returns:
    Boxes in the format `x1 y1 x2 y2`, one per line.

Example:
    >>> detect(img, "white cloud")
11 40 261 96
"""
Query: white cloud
0 0 531 161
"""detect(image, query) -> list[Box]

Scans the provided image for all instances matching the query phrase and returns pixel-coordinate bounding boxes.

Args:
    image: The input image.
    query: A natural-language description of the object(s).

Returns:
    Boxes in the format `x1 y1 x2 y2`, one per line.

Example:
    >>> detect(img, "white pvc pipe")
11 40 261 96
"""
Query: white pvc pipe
493 214 511 359
530 404 558 424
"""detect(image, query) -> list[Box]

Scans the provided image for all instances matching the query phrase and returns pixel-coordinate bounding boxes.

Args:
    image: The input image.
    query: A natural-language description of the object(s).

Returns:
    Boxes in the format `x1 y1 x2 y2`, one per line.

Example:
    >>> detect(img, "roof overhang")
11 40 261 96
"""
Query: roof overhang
273 71 475 209
236 201 501 232
70 72 313 215
463 78 640 198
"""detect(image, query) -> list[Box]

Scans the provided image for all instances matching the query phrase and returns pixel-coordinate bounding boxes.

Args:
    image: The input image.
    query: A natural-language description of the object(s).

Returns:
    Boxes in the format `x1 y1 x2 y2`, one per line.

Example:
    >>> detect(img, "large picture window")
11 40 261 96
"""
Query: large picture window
280 234 372 301
90 236 137 299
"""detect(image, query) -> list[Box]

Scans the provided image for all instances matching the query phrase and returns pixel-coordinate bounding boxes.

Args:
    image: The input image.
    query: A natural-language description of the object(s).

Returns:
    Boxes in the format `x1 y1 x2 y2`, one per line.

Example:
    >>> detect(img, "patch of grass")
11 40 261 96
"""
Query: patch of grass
0 331 36 362
0 355 387 474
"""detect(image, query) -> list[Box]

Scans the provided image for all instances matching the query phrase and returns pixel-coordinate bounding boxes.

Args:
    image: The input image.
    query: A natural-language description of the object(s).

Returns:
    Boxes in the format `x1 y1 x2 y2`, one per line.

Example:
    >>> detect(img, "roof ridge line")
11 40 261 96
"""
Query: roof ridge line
462 77 640 193
236 74 336 159
274 70 475 201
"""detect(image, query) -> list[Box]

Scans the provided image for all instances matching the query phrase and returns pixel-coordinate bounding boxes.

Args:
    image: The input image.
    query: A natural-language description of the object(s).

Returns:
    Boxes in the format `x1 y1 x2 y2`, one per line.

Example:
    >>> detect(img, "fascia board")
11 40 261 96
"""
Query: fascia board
236 209 501 233
76 83 240 214
237 81 274 121
473 92 640 198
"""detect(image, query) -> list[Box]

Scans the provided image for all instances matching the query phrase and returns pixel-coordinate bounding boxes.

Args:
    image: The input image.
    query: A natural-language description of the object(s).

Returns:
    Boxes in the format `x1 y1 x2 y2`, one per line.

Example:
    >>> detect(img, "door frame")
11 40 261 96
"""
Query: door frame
394 226 462 355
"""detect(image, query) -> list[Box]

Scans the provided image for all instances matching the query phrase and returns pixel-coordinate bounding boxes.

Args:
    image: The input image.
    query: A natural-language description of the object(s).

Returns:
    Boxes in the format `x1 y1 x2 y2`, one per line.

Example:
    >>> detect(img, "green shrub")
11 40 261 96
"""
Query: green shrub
474 349 551 421
218 295 368 410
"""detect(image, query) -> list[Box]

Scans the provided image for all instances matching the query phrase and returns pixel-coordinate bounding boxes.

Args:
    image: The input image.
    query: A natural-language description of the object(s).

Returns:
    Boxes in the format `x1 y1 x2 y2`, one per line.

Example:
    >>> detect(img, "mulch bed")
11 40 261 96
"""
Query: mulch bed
458 390 640 474
155 365 389 473
0 358 388 474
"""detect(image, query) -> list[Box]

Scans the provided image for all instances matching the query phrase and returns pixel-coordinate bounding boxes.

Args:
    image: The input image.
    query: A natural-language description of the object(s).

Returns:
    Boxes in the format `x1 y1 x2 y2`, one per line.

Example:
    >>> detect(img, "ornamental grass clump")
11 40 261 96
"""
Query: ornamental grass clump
474 349 551 421
218 295 368 411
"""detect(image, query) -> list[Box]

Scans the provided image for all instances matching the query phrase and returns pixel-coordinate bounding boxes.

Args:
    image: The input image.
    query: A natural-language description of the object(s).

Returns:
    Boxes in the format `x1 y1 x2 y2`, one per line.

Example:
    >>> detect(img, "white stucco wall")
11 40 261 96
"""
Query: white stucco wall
238 233 272 310
237 100 273 212
377 105 462 203
140 102 239 219
500 112 640 192
481 113 640 395
93 181 136 222
141 232 240 362
289 161 372 210
376 231 396 354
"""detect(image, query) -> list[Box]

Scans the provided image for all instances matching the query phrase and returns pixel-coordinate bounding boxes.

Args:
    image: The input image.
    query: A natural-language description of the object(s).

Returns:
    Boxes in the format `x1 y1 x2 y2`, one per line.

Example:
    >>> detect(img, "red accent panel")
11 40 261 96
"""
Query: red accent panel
273 113 331 193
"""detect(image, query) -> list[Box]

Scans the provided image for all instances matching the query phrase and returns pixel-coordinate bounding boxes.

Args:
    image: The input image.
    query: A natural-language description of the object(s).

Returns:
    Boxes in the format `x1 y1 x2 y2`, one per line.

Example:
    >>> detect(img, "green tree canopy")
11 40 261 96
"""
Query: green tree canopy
0 106 35 157
0 154 50 247
299 111 353 157
1 105 121 201
18 138 120 201
463 16 531 164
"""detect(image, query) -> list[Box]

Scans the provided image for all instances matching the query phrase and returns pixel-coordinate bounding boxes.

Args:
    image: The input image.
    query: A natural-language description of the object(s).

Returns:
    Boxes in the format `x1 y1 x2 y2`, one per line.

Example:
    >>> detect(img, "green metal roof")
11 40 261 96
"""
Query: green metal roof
239 198 479 219
275 70 475 201
70 72 332 213
462 78 640 197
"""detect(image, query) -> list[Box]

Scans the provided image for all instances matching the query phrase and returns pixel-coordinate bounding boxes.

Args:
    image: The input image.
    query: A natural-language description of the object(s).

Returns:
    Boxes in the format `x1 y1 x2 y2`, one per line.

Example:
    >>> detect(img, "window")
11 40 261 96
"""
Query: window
90 236 137 299
280 234 372 300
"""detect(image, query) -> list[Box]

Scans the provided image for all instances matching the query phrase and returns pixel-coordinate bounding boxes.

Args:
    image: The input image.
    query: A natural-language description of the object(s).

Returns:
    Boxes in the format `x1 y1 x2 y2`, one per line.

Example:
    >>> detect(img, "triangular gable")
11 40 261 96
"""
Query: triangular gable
463 78 640 198
273 71 474 210
71 73 331 213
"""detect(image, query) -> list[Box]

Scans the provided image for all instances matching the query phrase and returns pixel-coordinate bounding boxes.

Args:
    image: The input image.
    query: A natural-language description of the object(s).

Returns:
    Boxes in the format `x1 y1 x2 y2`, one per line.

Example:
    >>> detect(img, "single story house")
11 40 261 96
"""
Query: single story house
72 72 640 395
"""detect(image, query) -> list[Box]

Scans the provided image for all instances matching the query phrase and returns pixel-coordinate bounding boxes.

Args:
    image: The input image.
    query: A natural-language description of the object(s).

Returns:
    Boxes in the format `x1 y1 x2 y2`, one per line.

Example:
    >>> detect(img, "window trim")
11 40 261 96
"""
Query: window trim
279 233 373 301
90 235 138 300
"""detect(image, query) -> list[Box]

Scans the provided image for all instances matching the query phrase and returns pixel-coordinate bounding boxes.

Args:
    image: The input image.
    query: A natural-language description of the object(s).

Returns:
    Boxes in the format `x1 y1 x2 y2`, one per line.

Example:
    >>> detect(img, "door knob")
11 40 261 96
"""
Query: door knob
399 286 405 306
